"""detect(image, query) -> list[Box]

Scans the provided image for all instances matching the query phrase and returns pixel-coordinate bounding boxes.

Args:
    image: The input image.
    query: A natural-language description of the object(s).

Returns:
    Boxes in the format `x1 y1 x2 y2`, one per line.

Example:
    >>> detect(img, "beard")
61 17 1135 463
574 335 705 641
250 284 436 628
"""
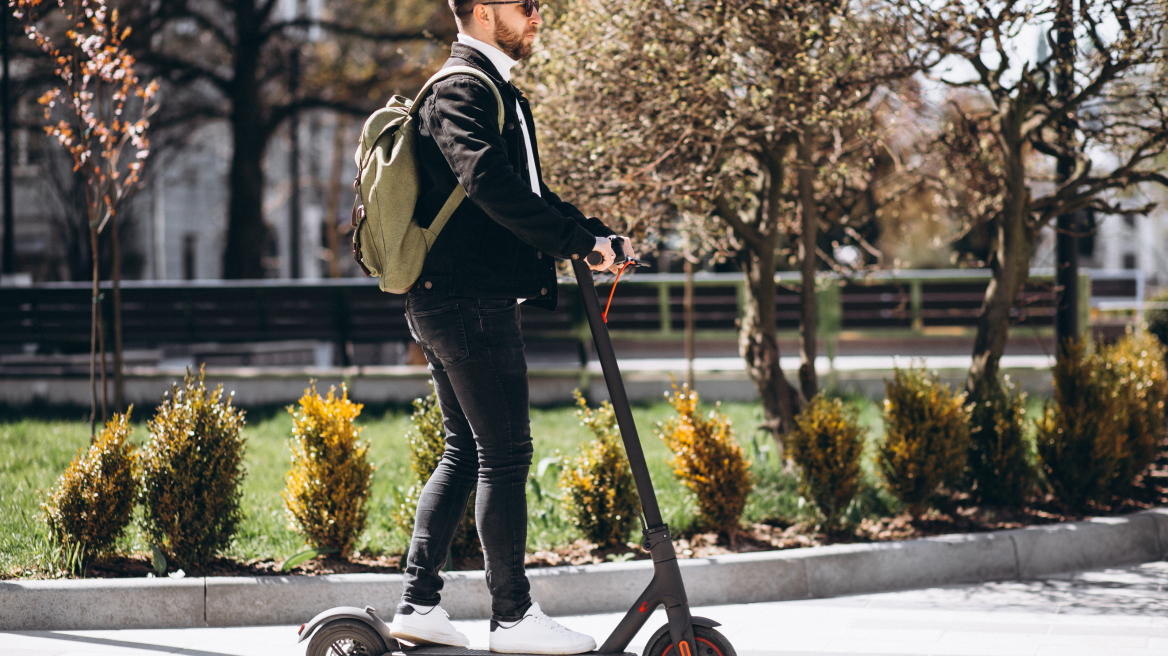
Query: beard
493 16 535 60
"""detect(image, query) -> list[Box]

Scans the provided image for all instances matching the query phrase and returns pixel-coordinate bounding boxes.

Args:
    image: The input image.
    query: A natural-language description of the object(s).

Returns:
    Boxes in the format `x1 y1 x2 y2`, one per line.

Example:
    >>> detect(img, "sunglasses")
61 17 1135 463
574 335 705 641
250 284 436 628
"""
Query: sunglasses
480 0 540 16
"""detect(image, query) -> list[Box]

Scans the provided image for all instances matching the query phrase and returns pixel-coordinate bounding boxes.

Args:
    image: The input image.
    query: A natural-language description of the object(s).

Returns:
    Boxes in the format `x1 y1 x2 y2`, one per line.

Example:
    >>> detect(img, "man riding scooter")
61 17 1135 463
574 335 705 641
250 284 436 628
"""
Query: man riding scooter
387 0 636 652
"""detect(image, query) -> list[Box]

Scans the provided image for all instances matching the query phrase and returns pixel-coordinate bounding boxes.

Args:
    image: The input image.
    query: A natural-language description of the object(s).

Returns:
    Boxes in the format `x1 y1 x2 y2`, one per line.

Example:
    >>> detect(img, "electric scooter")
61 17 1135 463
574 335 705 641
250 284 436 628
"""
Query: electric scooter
298 238 737 656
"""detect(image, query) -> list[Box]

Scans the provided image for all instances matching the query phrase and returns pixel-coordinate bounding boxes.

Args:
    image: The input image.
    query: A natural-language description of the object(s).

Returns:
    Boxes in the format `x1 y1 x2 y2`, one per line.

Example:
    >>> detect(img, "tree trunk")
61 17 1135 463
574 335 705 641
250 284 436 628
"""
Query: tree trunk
1053 0 1079 354
222 0 268 279
739 234 798 443
797 133 819 401
684 257 695 390
110 209 125 411
88 220 99 438
324 113 348 278
968 127 1034 390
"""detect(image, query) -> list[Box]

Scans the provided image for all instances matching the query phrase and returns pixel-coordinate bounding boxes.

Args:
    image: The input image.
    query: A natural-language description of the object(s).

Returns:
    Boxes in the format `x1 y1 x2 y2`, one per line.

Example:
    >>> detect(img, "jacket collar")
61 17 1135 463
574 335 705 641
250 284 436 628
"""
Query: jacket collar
455 34 517 81
447 43 510 89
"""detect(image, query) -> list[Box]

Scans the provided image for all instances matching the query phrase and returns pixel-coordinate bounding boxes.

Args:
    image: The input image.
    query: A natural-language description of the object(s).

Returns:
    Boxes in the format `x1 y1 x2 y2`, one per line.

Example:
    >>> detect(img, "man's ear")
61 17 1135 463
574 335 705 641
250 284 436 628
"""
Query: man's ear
473 4 494 30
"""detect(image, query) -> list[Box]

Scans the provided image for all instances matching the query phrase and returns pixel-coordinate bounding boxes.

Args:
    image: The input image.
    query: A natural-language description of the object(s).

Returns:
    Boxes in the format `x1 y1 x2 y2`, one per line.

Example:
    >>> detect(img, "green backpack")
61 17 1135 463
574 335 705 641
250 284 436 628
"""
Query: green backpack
350 66 504 293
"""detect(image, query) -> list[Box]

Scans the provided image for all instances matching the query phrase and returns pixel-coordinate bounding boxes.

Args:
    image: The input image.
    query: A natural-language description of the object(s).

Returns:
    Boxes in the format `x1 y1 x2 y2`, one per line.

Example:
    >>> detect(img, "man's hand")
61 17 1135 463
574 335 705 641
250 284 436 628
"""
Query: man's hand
613 236 637 268
588 236 616 271
588 236 638 272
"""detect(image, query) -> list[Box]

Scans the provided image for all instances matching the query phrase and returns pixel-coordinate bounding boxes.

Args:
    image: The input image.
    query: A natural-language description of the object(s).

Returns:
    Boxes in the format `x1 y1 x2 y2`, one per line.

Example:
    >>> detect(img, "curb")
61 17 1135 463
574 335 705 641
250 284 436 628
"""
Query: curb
2 509 1165 631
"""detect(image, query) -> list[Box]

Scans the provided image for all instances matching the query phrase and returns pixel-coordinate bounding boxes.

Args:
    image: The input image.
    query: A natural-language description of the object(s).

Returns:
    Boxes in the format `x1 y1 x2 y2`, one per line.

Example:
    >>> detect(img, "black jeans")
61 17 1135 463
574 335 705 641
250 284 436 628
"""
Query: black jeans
400 293 534 621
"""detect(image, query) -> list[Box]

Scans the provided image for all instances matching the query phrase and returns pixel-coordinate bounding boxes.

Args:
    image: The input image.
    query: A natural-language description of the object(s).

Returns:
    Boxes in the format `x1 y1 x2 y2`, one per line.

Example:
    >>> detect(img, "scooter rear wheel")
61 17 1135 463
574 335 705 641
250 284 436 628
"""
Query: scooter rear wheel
643 625 736 656
307 618 389 656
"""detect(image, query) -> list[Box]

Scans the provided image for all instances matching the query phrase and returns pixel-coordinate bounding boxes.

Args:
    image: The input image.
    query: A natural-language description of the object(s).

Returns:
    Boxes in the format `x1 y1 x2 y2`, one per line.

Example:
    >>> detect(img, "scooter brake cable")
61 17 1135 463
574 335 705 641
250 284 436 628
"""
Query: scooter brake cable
602 261 635 323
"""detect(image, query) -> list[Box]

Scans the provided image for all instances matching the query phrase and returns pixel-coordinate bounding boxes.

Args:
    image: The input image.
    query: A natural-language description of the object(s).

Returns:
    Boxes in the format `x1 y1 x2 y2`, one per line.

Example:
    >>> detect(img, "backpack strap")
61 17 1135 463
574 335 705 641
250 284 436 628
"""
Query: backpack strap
357 66 505 175
416 65 506 237
351 66 506 260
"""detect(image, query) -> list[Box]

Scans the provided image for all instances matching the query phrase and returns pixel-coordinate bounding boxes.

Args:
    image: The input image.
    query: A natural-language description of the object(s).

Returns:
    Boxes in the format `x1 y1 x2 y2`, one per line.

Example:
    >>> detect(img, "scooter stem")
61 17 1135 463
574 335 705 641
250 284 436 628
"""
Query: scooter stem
571 260 698 656
571 259 664 527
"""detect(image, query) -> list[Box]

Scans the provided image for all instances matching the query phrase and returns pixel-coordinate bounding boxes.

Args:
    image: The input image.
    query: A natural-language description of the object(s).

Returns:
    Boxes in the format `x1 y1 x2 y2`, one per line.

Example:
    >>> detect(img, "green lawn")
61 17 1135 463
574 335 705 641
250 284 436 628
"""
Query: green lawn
0 393 889 578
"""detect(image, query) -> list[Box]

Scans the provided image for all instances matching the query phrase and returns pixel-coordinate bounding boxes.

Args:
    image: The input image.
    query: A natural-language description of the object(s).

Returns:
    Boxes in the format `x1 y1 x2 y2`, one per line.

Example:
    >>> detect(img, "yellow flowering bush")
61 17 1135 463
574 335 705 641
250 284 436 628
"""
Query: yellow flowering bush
1099 330 1168 495
43 409 138 562
967 375 1034 508
787 395 864 531
140 368 247 570
878 367 970 519
1036 340 1122 512
283 384 374 556
559 391 639 548
391 385 480 561
658 384 752 539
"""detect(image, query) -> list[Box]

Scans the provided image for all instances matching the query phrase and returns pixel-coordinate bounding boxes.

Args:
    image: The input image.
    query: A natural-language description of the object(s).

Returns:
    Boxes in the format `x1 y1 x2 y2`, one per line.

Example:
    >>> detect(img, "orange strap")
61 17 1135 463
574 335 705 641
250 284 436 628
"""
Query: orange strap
602 261 634 323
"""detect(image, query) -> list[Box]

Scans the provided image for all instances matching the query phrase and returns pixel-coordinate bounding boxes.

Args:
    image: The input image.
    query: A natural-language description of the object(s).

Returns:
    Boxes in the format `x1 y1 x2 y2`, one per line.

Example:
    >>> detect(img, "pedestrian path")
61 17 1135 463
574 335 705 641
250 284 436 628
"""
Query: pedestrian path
3 562 1165 656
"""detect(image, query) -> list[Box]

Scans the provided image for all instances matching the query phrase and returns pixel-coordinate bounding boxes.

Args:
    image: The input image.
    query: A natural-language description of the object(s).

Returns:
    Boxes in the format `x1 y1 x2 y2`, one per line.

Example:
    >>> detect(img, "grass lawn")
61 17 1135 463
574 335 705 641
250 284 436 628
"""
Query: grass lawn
0 392 889 578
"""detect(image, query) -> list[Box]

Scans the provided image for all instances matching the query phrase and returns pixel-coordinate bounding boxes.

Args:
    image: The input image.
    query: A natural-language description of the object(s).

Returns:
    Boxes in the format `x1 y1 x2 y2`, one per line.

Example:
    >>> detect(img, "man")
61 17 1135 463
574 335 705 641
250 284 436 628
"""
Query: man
387 0 632 653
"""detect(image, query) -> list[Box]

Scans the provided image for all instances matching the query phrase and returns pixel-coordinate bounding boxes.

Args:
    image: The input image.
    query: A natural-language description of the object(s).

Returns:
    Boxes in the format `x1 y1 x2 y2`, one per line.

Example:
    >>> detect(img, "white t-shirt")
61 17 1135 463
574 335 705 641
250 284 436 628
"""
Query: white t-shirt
455 34 541 197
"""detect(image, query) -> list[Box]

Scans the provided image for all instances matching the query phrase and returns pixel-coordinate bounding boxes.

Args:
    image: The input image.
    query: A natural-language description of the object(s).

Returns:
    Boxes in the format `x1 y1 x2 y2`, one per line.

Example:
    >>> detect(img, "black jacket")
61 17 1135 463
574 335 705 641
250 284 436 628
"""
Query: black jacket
412 43 614 311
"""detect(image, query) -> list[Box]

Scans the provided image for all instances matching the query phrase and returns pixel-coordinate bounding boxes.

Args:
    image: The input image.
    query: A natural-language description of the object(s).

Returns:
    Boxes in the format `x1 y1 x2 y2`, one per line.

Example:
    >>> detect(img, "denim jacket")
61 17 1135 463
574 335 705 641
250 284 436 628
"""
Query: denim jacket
411 43 614 311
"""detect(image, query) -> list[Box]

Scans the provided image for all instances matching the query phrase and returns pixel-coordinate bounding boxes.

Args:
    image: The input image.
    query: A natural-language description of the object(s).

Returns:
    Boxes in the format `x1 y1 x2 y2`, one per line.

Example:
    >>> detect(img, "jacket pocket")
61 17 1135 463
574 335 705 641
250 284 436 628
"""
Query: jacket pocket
407 302 470 367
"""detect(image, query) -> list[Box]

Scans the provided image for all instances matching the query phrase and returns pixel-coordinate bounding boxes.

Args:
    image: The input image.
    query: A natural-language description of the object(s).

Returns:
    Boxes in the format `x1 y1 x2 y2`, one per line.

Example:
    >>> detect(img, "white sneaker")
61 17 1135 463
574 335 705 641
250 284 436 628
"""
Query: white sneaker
389 602 470 647
489 602 597 654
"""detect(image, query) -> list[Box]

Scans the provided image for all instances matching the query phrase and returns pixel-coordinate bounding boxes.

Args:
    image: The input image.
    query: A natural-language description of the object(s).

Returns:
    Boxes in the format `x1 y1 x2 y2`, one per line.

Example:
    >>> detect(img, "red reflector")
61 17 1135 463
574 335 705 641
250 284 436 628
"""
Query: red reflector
639 602 648 613
299 624 306 634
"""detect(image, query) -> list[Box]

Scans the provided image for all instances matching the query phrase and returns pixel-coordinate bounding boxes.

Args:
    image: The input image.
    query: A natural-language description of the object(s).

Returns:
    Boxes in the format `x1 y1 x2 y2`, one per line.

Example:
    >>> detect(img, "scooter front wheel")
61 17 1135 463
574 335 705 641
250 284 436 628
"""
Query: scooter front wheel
643 625 736 656
307 618 389 656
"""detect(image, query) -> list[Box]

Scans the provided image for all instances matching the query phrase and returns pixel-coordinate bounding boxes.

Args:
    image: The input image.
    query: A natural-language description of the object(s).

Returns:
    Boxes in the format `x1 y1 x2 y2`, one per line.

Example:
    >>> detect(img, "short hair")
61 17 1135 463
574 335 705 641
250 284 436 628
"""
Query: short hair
450 0 478 21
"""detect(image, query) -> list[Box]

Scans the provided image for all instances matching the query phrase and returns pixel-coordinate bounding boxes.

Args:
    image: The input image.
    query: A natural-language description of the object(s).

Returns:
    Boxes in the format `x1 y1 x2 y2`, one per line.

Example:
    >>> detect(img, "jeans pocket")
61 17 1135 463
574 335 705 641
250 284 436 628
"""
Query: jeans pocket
478 298 517 314
408 304 470 366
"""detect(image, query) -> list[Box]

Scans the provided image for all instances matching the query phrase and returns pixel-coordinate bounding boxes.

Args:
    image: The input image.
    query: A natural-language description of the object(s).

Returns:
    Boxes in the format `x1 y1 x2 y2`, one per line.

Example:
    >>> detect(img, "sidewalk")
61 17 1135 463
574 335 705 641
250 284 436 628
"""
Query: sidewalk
4 561 1165 656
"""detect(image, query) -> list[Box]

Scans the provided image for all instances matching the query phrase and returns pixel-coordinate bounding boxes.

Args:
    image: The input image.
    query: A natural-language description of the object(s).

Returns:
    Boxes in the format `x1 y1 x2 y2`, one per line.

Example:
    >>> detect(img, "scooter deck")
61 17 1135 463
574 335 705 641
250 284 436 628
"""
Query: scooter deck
392 644 635 648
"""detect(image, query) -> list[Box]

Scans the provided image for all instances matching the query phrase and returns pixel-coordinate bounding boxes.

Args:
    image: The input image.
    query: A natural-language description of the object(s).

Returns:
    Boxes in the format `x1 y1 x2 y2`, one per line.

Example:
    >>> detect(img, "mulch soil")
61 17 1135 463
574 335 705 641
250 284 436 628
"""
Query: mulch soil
19 449 1168 580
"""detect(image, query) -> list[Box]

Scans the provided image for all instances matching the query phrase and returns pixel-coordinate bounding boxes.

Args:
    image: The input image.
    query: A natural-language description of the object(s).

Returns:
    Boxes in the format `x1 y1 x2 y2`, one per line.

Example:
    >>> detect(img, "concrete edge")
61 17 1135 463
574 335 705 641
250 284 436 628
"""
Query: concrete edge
3 509 1164 631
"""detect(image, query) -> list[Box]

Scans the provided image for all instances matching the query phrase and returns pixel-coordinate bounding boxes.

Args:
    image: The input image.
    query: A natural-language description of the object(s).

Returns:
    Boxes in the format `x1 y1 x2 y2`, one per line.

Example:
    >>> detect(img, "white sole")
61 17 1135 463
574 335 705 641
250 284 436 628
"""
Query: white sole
389 626 470 648
489 642 597 654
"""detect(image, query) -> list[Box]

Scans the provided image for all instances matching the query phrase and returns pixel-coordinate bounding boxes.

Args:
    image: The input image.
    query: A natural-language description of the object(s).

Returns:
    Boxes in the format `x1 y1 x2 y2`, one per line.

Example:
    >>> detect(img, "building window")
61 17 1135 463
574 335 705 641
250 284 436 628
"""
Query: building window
1123 253 1137 270
183 234 197 280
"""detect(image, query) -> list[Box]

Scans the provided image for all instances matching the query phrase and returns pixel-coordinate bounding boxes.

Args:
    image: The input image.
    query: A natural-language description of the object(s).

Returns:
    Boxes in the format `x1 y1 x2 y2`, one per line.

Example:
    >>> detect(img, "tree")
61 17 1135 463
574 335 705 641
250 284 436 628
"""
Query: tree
16 0 157 430
913 0 1168 389
118 0 454 278
529 0 928 436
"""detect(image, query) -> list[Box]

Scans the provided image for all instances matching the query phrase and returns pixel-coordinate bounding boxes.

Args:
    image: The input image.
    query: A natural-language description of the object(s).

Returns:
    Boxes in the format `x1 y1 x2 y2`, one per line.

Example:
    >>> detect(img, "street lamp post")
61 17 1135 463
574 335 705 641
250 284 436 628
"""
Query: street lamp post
2 4 15 276
288 46 302 279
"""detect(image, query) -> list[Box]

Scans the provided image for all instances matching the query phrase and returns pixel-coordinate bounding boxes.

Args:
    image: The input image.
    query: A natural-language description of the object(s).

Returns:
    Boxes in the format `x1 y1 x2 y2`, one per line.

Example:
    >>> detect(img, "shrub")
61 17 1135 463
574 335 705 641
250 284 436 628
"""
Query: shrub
42 410 138 562
878 367 970 519
1035 340 1123 512
283 384 375 557
1098 329 1168 494
658 383 752 539
786 395 864 532
967 375 1034 508
559 391 639 548
390 385 480 561
140 368 247 570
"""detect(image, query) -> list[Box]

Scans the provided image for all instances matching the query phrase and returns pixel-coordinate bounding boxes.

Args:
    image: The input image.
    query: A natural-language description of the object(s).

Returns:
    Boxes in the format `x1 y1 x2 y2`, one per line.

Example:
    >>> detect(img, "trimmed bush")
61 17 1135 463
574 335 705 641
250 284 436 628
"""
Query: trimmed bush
283 384 375 557
658 383 752 539
559 391 639 549
878 367 970 519
1035 340 1123 512
1099 329 1168 495
786 395 864 532
967 375 1034 508
42 410 138 562
140 369 247 570
390 385 480 561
